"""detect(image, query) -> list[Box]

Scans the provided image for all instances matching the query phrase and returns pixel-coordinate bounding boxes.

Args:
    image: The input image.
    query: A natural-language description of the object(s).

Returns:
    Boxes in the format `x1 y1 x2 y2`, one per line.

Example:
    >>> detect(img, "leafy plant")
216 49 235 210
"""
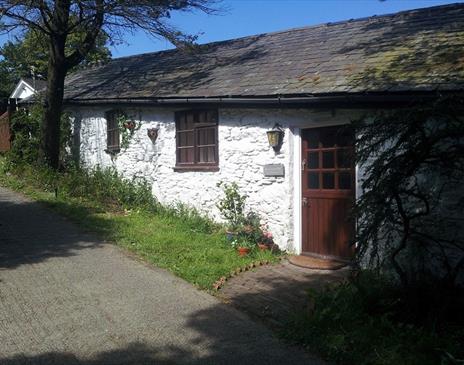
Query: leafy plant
231 236 255 249
116 112 141 150
281 271 464 365
216 181 247 230
352 94 464 289
7 105 72 167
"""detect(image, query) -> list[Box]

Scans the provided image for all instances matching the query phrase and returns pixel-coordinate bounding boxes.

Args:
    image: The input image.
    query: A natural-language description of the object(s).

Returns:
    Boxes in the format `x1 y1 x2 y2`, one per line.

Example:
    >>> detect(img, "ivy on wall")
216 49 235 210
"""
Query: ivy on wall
116 111 141 151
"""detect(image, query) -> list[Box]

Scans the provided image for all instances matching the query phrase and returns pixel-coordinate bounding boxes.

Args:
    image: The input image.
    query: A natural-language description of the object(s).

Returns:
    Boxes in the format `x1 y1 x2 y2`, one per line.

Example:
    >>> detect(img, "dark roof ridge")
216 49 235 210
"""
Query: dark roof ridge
110 2 464 62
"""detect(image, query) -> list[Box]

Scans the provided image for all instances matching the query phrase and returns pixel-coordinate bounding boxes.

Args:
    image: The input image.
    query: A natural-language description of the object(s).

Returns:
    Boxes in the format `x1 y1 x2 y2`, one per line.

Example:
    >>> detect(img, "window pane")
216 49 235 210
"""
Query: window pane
198 146 216 163
178 131 194 147
308 152 319 169
106 111 120 150
207 147 216 162
179 147 194 163
339 172 352 189
177 113 186 130
308 172 319 189
197 127 216 146
338 148 352 168
207 128 216 144
197 129 206 145
322 151 335 168
207 110 218 123
322 173 335 189
186 113 194 128
197 111 207 124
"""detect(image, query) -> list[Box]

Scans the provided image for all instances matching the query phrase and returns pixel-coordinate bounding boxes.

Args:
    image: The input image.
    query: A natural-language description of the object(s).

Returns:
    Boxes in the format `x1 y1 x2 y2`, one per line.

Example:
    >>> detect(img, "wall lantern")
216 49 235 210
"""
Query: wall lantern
147 128 159 143
266 123 284 152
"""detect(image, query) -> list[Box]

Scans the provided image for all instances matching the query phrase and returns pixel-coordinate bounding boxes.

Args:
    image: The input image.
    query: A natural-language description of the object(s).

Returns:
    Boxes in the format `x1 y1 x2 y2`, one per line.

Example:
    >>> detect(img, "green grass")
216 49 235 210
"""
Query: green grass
0 158 279 289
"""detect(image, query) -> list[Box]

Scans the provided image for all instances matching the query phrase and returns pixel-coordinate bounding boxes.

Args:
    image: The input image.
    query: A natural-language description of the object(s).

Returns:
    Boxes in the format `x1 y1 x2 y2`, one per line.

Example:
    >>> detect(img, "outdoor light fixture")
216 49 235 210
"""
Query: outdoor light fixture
147 127 159 143
267 123 284 152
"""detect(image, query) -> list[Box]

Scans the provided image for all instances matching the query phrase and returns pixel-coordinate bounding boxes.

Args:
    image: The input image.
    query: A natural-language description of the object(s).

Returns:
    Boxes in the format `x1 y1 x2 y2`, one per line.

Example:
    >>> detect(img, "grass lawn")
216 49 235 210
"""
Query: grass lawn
0 159 280 290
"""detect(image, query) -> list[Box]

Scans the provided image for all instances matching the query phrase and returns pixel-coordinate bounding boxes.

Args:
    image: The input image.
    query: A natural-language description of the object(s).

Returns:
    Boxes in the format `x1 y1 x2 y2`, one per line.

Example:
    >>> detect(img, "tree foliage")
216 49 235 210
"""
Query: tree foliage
353 94 464 289
7 105 72 166
0 0 217 168
0 28 111 98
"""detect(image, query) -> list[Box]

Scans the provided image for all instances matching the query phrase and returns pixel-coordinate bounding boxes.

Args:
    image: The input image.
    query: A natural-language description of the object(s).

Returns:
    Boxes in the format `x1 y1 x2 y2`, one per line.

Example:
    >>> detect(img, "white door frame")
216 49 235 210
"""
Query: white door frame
292 127 302 254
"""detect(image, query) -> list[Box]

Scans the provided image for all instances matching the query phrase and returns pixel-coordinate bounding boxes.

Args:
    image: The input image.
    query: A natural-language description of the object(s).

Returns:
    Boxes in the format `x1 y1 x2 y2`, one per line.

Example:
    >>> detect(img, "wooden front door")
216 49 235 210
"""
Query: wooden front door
301 126 355 260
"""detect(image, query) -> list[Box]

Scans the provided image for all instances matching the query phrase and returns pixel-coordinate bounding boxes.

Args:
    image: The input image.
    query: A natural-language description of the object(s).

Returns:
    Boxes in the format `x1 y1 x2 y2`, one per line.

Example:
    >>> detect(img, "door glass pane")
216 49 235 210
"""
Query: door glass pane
338 149 352 168
307 130 319 148
339 172 352 189
322 173 335 189
322 151 335 168
308 172 319 189
308 152 319 169
320 130 336 147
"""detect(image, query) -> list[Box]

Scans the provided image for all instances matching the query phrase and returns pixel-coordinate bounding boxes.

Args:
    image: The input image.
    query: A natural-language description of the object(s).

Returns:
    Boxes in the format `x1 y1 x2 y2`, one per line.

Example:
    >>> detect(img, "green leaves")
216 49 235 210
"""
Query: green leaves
0 27 111 98
351 95 464 288
216 181 247 229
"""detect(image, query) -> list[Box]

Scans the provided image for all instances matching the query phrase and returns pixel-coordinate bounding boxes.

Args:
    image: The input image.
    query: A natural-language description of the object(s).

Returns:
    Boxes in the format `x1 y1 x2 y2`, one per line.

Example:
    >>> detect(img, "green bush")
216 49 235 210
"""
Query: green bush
216 181 247 230
8 106 41 164
6 105 72 167
281 271 464 365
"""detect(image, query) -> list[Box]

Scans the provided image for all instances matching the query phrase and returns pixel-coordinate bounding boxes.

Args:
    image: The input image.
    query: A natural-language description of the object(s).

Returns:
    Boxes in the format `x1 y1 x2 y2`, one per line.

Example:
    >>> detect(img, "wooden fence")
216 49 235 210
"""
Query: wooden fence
0 111 10 152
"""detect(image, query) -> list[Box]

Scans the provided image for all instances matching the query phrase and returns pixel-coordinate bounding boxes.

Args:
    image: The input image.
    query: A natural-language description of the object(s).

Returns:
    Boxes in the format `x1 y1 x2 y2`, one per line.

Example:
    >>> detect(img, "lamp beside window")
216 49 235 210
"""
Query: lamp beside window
267 123 284 152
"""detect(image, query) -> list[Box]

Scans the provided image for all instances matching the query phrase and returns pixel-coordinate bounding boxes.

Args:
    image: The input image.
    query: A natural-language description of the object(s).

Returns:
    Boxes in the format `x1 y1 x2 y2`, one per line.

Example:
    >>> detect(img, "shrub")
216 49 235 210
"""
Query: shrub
353 95 464 289
8 105 41 164
281 271 464 365
7 105 72 167
216 181 247 229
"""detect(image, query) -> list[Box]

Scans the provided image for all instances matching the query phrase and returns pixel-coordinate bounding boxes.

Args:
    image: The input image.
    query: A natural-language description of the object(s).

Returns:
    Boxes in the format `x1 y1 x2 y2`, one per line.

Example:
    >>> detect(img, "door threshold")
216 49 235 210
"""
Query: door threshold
289 254 350 270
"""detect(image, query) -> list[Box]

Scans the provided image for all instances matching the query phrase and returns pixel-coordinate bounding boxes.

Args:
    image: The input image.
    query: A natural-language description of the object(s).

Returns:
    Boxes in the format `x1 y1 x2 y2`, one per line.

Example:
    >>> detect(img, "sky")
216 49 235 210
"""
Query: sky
108 0 462 58
0 0 461 59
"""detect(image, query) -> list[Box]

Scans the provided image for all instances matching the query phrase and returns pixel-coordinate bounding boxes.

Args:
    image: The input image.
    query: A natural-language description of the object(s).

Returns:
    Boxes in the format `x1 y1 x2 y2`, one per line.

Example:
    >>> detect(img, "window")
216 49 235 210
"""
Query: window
106 110 120 153
175 109 219 171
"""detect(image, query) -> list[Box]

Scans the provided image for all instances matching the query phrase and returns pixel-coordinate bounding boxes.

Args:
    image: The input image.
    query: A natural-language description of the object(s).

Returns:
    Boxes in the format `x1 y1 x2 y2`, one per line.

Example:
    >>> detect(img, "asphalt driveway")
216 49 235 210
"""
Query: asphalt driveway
0 187 321 365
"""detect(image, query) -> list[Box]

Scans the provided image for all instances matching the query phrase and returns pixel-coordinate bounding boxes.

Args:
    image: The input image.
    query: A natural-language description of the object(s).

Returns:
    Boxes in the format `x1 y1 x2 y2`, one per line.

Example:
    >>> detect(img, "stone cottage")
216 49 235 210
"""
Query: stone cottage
63 3 464 259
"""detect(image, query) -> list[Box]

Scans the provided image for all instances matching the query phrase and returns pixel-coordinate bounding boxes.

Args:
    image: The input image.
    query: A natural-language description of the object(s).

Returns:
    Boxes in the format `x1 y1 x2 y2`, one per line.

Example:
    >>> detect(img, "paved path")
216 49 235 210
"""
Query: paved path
0 187 322 365
219 260 348 328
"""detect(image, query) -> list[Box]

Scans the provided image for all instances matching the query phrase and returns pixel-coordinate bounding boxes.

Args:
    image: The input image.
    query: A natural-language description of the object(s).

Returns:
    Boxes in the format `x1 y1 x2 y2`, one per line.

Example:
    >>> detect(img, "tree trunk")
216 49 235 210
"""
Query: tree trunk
40 37 67 169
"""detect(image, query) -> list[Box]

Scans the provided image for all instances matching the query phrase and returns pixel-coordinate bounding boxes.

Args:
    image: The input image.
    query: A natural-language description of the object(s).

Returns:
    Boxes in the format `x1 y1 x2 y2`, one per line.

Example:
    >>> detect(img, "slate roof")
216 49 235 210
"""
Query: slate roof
64 3 464 103
22 78 47 92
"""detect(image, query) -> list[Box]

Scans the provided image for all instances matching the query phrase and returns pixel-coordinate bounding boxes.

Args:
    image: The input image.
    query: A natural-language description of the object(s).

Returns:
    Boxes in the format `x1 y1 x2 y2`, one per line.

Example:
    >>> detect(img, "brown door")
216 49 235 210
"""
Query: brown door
301 126 355 260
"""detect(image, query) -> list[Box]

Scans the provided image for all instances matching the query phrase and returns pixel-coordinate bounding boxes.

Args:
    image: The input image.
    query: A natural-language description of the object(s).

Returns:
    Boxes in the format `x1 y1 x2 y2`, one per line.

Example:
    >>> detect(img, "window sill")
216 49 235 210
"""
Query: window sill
173 165 220 172
105 148 120 155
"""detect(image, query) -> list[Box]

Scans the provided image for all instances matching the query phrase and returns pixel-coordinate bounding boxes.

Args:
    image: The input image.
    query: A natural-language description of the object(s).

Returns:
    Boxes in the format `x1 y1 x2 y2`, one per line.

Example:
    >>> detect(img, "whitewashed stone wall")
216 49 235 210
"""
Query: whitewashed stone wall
72 106 357 252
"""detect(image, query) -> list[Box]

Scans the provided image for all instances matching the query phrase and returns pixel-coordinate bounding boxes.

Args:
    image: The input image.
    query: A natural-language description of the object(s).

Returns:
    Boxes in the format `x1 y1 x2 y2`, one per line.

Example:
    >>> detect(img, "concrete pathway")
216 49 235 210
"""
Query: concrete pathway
219 260 349 329
0 187 322 365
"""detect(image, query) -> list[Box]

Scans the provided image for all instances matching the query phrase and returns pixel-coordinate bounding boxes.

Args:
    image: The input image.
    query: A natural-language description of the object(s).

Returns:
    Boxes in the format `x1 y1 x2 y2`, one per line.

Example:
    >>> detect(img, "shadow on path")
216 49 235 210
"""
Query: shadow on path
0 187 323 364
0 190 104 269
